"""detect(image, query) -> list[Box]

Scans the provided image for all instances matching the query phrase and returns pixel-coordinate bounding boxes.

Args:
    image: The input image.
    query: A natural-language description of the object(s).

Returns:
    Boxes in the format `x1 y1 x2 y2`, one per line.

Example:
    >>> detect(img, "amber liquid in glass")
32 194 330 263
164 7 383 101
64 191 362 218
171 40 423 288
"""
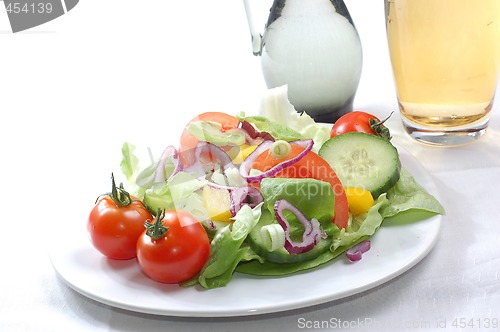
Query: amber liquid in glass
386 0 500 130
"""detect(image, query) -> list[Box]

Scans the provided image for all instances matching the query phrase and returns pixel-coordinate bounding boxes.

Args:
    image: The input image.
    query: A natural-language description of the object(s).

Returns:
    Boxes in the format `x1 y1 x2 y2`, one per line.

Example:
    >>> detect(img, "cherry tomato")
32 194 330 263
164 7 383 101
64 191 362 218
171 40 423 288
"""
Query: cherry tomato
136 210 210 284
330 111 391 139
178 112 240 166
251 145 349 229
87 174 153 260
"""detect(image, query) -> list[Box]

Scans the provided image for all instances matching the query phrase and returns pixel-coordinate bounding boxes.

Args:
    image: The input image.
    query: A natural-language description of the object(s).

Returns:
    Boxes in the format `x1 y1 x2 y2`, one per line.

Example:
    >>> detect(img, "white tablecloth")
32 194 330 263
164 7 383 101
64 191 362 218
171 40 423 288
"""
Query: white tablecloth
1 1 499 331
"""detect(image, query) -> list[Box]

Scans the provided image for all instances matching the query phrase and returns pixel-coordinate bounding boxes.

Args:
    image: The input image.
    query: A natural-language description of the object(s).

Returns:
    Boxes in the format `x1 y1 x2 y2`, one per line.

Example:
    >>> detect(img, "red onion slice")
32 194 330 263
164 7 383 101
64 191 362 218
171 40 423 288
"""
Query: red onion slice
229 186 263 216
153 145 183 183
240 121 275 143
240 139 314 183
206 181 234 191
346 240 371 262
274 199 323 254
137 145 183 188
207 182 263 217
185 142 236 177
239 140 273 182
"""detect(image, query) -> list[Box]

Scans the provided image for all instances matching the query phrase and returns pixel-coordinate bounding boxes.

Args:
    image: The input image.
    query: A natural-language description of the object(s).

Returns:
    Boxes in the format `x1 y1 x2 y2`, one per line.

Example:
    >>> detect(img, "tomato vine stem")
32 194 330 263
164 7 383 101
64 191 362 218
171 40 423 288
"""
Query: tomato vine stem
145 209 168 240
106 173 133 207
369 111 393 140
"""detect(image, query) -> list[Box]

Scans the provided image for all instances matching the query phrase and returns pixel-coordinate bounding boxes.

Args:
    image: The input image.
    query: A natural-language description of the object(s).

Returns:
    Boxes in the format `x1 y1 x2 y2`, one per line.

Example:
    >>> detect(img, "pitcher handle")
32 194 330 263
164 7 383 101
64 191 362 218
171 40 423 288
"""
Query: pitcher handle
243 0 263 56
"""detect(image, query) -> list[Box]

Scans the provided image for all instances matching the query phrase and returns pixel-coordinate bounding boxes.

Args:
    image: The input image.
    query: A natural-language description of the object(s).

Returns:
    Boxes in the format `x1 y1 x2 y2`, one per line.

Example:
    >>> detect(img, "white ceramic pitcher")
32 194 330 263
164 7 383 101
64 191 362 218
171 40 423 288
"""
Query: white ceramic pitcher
243 0 363 122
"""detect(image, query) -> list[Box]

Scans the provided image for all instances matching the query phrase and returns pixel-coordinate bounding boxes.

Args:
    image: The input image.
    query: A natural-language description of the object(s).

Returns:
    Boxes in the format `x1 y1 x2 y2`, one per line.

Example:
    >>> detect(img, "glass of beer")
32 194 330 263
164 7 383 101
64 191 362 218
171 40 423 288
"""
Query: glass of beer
385 0 500 146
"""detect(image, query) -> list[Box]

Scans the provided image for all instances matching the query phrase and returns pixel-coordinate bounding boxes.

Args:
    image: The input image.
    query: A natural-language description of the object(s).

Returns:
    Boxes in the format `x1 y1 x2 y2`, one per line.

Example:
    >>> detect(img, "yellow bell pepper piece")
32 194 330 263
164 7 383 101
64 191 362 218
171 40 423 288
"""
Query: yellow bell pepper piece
202 185 232 222
232 144 257 164
344 187 375 216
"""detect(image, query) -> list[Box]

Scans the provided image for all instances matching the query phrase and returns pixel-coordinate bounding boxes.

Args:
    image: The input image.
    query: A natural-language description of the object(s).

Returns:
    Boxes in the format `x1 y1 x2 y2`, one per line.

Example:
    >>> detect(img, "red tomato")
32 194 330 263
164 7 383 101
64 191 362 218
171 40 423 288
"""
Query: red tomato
330 111 390 139
136 210 210 284
178 112 240 166
252 145 349 229
87 176 153 260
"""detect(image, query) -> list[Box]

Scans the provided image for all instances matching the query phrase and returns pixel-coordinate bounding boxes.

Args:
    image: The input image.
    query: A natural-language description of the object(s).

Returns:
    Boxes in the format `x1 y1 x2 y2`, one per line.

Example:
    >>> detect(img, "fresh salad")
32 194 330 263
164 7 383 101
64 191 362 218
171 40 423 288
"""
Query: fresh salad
87 86 445 289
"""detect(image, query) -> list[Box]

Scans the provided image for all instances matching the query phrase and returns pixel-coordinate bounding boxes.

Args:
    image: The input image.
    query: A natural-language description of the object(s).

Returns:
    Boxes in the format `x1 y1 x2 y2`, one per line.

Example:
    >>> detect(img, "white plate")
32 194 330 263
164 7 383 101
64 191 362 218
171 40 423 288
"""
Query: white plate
49 145 442 317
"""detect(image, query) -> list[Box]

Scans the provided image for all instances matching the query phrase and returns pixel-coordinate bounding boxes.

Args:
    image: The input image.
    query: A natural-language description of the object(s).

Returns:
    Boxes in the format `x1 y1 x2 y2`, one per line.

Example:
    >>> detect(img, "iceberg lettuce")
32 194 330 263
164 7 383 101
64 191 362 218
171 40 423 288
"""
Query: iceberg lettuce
237 85 330 152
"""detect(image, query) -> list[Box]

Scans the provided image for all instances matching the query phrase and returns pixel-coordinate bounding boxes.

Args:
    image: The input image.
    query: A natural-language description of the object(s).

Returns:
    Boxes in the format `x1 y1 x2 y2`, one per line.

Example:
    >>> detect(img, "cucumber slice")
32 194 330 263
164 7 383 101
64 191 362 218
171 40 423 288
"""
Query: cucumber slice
319 132 401 198
248 210 331 264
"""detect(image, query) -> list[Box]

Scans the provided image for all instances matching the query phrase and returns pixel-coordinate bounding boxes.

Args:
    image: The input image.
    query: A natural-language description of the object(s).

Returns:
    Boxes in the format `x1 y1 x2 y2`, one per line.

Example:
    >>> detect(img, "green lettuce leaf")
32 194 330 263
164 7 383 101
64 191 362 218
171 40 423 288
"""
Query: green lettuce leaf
195 204 264 289
381 168 446 219
333 194 389 249
237 113 304 141
187 121 246 146
120 142 140 182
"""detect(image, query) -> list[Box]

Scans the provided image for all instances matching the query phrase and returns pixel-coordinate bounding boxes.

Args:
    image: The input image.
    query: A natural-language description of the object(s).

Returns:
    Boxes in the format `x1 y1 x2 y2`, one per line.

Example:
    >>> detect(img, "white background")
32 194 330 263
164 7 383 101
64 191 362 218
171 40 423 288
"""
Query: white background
1 1 499 331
